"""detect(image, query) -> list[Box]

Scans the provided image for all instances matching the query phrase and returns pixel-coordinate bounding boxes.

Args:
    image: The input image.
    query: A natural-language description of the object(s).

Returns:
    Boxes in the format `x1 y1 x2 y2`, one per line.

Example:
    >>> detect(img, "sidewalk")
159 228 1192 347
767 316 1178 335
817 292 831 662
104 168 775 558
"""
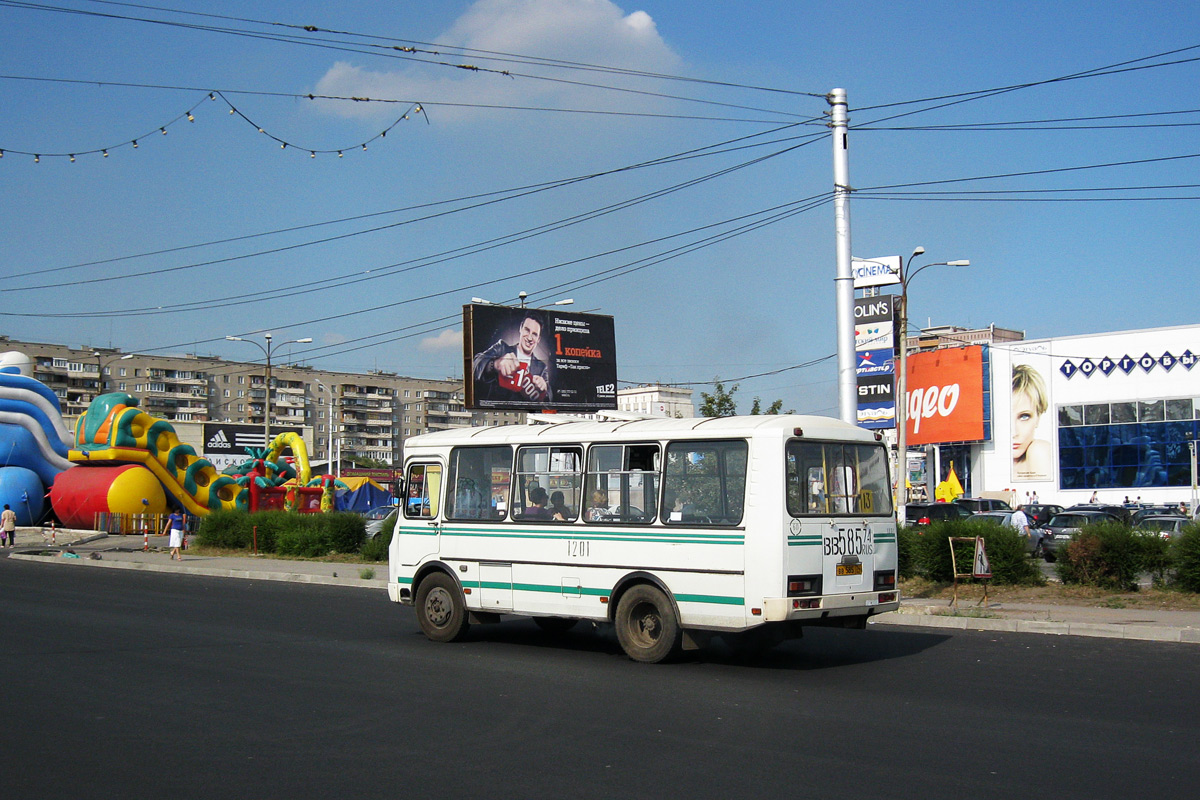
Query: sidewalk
5 529 1200 645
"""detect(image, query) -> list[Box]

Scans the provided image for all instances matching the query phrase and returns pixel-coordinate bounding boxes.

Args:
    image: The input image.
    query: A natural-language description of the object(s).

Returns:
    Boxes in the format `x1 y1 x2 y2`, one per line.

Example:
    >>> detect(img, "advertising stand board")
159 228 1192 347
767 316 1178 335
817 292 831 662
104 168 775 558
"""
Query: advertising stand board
463 304 618 413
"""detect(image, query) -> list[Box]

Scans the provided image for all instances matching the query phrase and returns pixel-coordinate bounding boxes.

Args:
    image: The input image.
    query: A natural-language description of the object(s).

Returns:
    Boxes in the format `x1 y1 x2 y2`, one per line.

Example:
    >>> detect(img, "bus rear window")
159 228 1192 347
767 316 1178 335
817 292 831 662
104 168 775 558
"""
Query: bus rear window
786 441 892 516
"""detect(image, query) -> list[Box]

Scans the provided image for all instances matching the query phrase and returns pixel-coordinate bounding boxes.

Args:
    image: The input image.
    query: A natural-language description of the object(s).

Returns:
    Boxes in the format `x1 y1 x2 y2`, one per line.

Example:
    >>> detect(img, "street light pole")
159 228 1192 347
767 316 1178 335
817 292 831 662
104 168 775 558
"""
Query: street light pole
226 334 312 446
894 250 970 524
91 351 133 395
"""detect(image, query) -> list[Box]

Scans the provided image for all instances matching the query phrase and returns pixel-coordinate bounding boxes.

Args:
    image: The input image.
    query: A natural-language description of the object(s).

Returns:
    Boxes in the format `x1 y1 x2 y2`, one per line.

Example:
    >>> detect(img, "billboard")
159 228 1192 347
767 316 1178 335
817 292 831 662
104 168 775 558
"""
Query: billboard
905 345 986 445
852 255 901 289
855 296 896 429
463 304 618 412
202 422 303 470
1008 345 1055 482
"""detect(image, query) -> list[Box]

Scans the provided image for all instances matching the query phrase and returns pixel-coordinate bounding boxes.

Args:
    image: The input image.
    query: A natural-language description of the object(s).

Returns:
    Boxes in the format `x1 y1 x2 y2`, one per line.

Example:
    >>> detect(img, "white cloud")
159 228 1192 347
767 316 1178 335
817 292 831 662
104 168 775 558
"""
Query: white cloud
312 0 681 123
419 329 463 352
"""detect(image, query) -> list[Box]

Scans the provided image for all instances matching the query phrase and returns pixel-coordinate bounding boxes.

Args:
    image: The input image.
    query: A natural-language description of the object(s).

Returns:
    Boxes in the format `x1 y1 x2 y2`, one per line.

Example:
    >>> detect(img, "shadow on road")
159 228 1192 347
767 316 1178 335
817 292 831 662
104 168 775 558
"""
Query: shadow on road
425 617 951 669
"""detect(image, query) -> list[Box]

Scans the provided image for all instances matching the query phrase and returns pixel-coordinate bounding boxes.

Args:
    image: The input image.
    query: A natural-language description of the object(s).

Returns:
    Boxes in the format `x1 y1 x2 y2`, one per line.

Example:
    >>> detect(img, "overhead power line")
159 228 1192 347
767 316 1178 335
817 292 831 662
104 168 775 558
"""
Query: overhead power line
0 2 822 118
75 0 828 98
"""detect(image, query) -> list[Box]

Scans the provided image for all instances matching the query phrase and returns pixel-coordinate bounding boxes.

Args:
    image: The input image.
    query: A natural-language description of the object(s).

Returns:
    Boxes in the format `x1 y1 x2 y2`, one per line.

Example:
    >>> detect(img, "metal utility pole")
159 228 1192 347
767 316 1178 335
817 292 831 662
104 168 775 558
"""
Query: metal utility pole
829 88 856 424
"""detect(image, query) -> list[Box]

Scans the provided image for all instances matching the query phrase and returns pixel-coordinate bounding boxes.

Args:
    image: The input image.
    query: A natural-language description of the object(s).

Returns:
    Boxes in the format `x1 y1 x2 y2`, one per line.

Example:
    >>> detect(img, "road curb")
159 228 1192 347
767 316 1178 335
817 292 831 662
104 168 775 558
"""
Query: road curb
871 609 1200 644
8 552 390 591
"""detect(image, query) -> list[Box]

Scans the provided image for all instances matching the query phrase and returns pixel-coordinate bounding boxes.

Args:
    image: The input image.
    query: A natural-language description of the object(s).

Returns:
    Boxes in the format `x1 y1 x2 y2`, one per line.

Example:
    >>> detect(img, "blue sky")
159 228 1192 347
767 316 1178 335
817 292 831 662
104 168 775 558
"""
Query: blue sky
2 0 1198 415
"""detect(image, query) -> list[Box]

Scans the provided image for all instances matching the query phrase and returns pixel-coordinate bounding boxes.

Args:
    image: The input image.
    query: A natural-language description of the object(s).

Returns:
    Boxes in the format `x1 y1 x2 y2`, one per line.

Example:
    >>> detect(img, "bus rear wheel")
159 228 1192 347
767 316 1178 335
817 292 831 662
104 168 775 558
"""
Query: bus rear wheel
615 584 681 663
415 572 470 643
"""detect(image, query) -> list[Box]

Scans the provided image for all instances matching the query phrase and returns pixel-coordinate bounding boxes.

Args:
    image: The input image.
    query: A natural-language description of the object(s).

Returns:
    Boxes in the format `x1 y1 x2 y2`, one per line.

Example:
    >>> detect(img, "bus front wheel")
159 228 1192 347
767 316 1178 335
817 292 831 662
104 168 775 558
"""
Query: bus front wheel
415 572 470 643
615 584 681 663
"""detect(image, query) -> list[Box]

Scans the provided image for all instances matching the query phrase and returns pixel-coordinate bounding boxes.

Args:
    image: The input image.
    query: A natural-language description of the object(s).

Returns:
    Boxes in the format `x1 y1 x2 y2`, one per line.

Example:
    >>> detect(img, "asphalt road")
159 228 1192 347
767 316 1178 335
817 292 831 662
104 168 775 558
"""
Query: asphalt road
2 558 1197 799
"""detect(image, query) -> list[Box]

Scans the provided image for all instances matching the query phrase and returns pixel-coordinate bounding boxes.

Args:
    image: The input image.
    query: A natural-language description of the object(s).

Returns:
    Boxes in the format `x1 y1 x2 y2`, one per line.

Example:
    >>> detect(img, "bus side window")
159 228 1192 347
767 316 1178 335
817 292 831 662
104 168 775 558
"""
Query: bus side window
404 463 441 519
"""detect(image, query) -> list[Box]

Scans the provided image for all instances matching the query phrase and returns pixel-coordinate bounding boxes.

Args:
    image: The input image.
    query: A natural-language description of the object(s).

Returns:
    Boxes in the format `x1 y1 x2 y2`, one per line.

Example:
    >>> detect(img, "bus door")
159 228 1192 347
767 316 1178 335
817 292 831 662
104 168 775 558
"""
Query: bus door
399 461 443 566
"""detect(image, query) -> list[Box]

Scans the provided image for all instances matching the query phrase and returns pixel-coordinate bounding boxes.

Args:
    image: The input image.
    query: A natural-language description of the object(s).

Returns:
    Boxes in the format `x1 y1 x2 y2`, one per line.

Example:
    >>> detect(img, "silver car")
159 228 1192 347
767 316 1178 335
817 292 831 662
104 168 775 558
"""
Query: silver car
1040 510 1121 561
365 507 398 539
1135 515 1189 539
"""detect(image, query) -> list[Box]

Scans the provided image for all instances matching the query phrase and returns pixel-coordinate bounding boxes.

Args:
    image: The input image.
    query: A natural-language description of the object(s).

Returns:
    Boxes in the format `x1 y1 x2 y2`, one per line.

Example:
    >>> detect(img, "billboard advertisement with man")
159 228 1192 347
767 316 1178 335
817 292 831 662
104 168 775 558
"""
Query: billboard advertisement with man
463 304 618 412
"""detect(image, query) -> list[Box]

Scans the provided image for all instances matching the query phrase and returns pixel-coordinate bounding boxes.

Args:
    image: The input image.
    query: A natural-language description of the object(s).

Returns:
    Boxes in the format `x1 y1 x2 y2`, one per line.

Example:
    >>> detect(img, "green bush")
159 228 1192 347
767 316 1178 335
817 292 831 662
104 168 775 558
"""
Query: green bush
1173 522 1200 592
897 526 921 579
323 512 366 553
360 525 392 561
1054 520 1163 590
275 521 334 557
197 509 253 549
195 510 364 555
907 519 1043 586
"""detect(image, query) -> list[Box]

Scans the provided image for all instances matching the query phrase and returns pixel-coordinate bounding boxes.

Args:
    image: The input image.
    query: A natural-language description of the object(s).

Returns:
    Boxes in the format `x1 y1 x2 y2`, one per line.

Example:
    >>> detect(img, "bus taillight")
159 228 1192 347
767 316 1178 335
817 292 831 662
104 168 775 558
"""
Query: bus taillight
874 570 896 591
787 575 821 597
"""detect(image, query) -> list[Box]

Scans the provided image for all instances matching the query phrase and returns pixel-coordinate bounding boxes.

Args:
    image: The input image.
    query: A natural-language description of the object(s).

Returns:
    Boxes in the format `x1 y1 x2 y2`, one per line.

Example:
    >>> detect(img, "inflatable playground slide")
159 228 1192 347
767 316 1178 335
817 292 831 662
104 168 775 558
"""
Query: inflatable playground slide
52 392 244 528
0 356 74 525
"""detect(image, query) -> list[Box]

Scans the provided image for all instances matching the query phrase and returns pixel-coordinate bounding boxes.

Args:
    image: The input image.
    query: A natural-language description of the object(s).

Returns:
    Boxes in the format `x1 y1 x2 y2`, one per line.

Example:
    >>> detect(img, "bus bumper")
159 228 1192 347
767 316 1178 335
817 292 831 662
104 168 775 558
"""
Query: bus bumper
762 591 900 622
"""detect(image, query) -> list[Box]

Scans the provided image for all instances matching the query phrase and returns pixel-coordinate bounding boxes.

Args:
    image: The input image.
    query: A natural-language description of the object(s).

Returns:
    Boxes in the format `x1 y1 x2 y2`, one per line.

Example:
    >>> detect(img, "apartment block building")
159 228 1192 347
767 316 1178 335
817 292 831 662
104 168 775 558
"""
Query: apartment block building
1 336 521 466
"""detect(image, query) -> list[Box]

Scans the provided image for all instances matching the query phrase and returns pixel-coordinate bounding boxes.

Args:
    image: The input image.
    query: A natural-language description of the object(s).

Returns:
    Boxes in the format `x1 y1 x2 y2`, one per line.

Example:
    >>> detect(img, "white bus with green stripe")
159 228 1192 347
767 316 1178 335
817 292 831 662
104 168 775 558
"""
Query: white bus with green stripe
388 413 898 662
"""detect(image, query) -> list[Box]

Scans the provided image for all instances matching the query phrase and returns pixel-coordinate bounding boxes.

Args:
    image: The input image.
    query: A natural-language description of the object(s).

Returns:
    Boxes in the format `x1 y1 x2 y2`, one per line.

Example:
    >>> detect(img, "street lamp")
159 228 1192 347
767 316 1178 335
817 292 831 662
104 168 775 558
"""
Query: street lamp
894 248 971 523
226 334 312 443
317 381 339 478
91 351 133 394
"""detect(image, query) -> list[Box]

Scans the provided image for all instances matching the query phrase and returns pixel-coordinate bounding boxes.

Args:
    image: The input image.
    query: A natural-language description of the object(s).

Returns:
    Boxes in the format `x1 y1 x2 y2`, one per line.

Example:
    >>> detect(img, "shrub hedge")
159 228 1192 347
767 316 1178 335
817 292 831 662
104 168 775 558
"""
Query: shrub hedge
1175 523 1200 592
1055 520 1174 591
197 510 365 556
899 519 1044 586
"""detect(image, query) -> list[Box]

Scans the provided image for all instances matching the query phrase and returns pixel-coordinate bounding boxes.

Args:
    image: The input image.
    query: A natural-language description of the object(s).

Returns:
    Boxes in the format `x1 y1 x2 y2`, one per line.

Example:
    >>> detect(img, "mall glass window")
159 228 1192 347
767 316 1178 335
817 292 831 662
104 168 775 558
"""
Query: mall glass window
1058 396 1199 490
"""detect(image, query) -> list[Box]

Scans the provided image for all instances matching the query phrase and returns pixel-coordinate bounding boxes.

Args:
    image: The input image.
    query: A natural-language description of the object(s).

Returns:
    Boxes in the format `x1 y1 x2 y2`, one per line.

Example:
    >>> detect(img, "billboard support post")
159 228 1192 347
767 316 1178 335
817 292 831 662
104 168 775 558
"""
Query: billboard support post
894 252 971 524
829 88 857 425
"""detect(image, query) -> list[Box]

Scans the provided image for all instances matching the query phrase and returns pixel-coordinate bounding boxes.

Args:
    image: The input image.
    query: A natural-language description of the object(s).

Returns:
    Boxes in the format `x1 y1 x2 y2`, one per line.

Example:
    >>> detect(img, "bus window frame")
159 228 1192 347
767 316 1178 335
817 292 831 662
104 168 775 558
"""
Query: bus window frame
785 439 893 518
583 442 660 525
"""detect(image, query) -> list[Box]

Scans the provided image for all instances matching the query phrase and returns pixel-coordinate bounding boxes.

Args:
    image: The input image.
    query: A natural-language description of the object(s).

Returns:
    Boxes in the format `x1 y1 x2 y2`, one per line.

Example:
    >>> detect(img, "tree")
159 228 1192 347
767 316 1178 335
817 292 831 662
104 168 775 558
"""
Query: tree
750 397 794 415
699 378 739 417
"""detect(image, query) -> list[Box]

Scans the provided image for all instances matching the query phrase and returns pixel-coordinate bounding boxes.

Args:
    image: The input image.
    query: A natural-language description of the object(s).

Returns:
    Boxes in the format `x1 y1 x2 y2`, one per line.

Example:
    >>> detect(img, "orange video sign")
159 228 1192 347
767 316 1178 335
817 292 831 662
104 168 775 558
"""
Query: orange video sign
905 346 985 445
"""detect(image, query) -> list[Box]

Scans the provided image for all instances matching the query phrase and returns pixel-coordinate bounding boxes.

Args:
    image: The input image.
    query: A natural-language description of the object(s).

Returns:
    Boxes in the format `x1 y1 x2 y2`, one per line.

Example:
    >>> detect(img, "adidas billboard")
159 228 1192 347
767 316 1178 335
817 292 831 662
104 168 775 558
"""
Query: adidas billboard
202 423 303 466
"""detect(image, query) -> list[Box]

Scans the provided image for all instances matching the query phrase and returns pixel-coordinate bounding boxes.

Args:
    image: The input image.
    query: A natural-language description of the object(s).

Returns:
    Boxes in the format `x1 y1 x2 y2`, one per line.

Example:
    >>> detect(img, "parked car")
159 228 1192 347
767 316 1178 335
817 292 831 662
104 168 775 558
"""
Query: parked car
1064 503 1132 524
1135 515 1189 539
1130 506 1183 525
361 505 396 521
954 497 1012 513
905 502 974 525
1024 503 1063 527
1040 510 1122 561
365 508 398 539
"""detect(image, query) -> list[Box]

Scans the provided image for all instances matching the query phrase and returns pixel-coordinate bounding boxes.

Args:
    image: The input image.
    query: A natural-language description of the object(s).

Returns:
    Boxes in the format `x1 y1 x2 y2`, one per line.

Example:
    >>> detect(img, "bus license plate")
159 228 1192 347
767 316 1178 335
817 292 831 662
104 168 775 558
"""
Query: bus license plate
836 563 863 577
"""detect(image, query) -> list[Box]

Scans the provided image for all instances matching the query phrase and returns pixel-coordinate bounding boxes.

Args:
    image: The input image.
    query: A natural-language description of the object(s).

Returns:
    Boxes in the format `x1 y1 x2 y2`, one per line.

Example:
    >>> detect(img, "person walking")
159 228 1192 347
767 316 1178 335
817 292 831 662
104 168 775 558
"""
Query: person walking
1010 504 1038 555
1 504 15 547
163 509 185 561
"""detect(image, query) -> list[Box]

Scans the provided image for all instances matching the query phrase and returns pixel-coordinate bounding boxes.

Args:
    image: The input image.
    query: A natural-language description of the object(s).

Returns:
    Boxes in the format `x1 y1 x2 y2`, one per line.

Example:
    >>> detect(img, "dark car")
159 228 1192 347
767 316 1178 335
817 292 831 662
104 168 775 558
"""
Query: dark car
954 497 1012 513
905 502 974 526
1040 510 1122 561
1025 503 1063 527
1064 503 1132 524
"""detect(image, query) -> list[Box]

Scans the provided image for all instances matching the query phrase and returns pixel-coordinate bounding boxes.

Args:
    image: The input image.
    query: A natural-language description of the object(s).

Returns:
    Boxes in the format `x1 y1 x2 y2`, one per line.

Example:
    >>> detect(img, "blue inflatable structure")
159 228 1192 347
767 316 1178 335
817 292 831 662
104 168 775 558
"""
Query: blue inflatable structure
0 355 74 525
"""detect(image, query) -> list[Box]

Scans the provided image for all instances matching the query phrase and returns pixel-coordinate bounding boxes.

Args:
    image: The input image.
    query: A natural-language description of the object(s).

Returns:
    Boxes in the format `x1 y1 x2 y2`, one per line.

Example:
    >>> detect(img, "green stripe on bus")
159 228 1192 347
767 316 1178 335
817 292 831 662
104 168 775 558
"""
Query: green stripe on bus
459 580 742 606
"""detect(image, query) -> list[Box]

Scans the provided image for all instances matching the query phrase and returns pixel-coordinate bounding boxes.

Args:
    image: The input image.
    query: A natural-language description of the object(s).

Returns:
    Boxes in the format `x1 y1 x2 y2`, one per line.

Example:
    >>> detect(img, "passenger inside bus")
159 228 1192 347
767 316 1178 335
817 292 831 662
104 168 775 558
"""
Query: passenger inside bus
549 491 573 521
523 486 553 519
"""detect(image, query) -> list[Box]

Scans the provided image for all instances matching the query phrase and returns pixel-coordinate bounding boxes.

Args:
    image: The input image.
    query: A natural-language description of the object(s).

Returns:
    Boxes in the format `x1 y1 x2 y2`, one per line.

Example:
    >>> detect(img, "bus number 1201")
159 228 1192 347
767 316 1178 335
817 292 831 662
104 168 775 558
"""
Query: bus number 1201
567 540 590 558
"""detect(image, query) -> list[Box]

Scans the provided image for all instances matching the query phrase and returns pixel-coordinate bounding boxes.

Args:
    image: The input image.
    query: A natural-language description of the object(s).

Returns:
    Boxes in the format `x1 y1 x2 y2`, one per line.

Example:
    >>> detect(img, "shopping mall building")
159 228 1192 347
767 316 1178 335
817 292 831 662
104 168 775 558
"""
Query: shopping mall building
902 323 1200 508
